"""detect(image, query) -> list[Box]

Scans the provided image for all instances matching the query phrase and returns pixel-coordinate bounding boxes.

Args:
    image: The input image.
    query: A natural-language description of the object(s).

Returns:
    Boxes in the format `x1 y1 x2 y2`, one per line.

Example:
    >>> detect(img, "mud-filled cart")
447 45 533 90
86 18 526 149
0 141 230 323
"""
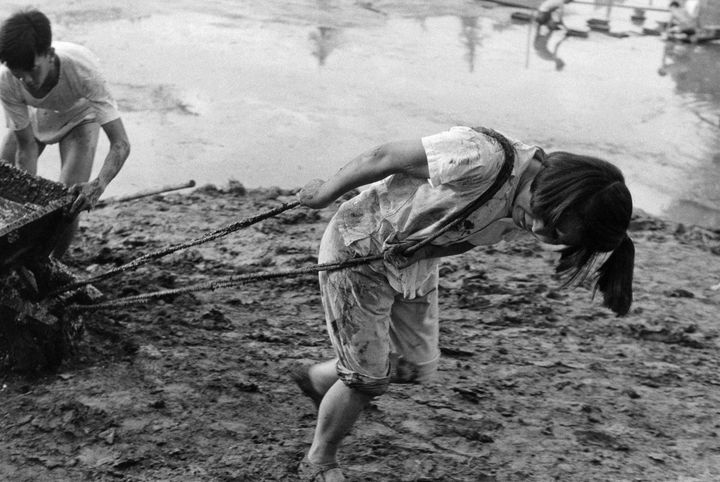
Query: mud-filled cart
0 164 99 372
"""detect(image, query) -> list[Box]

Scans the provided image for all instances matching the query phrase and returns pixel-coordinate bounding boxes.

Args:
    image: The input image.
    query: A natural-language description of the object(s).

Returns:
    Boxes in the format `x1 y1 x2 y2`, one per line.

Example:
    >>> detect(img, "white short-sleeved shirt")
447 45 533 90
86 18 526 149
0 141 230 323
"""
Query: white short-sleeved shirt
0 41 120 144
334 126 540 298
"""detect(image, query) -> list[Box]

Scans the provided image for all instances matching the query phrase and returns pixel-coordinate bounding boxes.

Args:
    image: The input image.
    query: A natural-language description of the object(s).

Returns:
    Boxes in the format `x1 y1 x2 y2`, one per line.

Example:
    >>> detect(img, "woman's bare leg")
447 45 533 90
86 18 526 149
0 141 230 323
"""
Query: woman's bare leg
307 380 374 465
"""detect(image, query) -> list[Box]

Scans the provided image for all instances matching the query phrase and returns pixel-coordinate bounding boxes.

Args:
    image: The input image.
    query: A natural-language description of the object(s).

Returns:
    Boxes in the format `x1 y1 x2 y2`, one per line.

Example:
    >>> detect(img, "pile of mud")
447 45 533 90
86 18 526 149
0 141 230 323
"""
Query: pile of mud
0 260 98 372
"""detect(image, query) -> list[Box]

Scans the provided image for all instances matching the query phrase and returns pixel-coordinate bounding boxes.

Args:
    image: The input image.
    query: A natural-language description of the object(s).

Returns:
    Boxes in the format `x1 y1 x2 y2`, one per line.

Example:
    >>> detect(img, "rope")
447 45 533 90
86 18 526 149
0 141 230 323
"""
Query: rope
67 254 384 311
47 200 300 297
63 127 516 311
404 127 515 255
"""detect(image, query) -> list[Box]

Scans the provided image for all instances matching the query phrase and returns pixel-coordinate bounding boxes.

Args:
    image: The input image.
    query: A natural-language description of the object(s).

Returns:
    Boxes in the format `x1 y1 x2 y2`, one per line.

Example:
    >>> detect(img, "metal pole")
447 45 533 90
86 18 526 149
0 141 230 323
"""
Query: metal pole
525 18 532 69
571 1 668 13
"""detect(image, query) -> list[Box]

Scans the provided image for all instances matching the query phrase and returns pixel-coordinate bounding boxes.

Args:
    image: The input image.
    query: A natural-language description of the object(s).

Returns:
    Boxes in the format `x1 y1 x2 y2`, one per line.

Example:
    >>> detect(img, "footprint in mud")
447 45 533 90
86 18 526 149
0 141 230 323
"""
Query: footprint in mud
574 429 629 451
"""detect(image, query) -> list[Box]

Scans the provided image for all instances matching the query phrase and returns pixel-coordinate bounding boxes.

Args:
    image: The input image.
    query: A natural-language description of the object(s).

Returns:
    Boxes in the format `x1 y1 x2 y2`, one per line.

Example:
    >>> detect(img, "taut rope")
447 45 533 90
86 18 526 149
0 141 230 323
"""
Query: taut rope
404 127 515 255
66 254 384 311
47 201 300 297
61 127 516 311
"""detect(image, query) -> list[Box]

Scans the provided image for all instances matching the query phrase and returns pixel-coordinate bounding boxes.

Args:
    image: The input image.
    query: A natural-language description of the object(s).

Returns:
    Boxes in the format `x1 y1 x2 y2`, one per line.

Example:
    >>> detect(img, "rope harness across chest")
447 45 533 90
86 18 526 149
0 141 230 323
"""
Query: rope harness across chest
405 127 516 255
57 128 516 311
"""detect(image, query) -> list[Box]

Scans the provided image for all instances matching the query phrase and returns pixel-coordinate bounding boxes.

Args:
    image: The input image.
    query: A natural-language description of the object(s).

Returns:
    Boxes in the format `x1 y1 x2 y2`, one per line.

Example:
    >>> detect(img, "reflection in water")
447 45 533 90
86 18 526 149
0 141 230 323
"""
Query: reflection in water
416 16 428 32
309 26 341 66
356 1 386 16
658 40 720 129
658 42 720 105
657 41 720 227
460 16 482 72
67 4 719 228
310 0 341 66
664 198 720 228
533 27 567 70
585 0 611 21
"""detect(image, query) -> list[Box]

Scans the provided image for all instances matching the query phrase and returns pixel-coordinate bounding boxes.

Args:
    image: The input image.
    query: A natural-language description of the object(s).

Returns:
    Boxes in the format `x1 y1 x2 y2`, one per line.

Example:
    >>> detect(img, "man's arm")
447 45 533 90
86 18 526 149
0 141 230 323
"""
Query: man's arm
69 117 130 214
96 118 131 189
297 139 429 209
13 125 40 174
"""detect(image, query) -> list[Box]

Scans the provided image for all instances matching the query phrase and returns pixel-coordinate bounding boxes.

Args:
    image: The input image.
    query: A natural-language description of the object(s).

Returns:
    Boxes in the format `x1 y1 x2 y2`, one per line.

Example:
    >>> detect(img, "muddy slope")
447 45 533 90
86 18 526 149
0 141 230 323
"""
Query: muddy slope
1 185 720 481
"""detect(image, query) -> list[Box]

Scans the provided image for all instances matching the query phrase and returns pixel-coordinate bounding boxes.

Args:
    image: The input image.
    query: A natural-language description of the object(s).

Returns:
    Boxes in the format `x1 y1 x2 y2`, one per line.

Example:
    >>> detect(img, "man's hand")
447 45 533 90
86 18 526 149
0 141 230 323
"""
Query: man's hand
297 178 331 209
68 178 106 216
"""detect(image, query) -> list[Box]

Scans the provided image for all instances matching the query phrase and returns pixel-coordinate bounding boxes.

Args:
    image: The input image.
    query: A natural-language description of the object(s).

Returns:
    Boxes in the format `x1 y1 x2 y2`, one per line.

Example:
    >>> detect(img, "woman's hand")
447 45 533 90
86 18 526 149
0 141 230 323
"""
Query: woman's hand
383 243 431 269
297 178 331 209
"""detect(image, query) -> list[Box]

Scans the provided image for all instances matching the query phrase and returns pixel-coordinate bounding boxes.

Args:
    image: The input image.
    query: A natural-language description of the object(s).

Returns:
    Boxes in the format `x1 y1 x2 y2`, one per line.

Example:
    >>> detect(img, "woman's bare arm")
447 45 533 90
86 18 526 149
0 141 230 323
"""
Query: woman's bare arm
297 139 428 209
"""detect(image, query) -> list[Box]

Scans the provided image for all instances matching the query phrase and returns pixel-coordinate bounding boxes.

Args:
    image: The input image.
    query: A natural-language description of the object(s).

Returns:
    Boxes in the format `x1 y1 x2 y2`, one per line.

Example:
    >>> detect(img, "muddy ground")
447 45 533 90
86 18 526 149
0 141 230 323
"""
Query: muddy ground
1 184 720 481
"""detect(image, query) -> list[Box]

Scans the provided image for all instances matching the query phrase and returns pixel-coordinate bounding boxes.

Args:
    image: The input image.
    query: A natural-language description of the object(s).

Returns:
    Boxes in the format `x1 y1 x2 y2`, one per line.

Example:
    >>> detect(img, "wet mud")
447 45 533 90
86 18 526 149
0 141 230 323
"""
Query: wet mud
1 1 720 480
1 186 720 481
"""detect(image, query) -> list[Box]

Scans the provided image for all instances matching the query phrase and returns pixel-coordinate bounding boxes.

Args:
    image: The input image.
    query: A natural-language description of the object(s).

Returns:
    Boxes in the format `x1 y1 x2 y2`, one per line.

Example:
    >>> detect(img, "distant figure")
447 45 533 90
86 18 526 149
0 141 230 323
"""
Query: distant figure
533 28 567 71
666 1 699 42
536 0 574 33
310 26 341 66
460 16 481 73
0 9 130 258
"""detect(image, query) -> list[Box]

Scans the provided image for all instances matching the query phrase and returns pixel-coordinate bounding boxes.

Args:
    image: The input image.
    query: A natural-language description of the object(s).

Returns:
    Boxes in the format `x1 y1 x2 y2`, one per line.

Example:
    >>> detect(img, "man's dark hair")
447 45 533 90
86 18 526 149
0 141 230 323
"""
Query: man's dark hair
0 9 52 71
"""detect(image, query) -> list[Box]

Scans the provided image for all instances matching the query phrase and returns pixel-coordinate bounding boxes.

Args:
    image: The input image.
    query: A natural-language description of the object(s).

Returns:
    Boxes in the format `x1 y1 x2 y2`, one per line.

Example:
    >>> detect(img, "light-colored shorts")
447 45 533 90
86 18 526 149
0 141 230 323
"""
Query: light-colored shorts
32 110 97 145
318 218 440 395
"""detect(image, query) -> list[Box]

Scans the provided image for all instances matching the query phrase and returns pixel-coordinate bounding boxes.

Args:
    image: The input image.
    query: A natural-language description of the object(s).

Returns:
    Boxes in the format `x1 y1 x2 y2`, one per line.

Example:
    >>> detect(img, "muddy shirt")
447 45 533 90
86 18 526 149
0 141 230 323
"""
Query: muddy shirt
334 126 540 298
0 41 120 144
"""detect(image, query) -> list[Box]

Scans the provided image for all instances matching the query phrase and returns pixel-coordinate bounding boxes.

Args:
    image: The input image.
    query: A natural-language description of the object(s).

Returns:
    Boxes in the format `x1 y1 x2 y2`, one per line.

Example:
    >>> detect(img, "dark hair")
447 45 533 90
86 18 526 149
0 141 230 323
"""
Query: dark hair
531 152 635 316
669 1 680 7
0 9 52 71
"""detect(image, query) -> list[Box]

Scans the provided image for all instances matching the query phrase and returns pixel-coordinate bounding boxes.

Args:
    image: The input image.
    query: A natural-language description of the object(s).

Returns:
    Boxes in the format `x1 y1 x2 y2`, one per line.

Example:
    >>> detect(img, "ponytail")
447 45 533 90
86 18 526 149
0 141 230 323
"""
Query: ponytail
531 152 634 315
595 235 635 316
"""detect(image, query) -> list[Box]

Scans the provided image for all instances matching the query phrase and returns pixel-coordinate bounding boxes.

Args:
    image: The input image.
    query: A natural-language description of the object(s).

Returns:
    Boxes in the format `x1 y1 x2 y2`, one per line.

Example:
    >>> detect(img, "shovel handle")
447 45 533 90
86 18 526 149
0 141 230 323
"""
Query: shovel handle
95 180 196 208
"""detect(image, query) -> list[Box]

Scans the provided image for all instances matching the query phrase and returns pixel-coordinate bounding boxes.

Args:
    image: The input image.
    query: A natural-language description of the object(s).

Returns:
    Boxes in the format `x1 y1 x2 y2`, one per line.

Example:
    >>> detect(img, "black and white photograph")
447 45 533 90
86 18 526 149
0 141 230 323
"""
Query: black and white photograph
1 1 719 480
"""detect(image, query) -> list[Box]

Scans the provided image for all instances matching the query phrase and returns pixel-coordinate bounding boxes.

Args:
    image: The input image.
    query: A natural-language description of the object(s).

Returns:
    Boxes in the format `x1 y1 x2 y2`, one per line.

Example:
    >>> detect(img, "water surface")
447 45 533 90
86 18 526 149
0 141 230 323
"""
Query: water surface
2 1 719 227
